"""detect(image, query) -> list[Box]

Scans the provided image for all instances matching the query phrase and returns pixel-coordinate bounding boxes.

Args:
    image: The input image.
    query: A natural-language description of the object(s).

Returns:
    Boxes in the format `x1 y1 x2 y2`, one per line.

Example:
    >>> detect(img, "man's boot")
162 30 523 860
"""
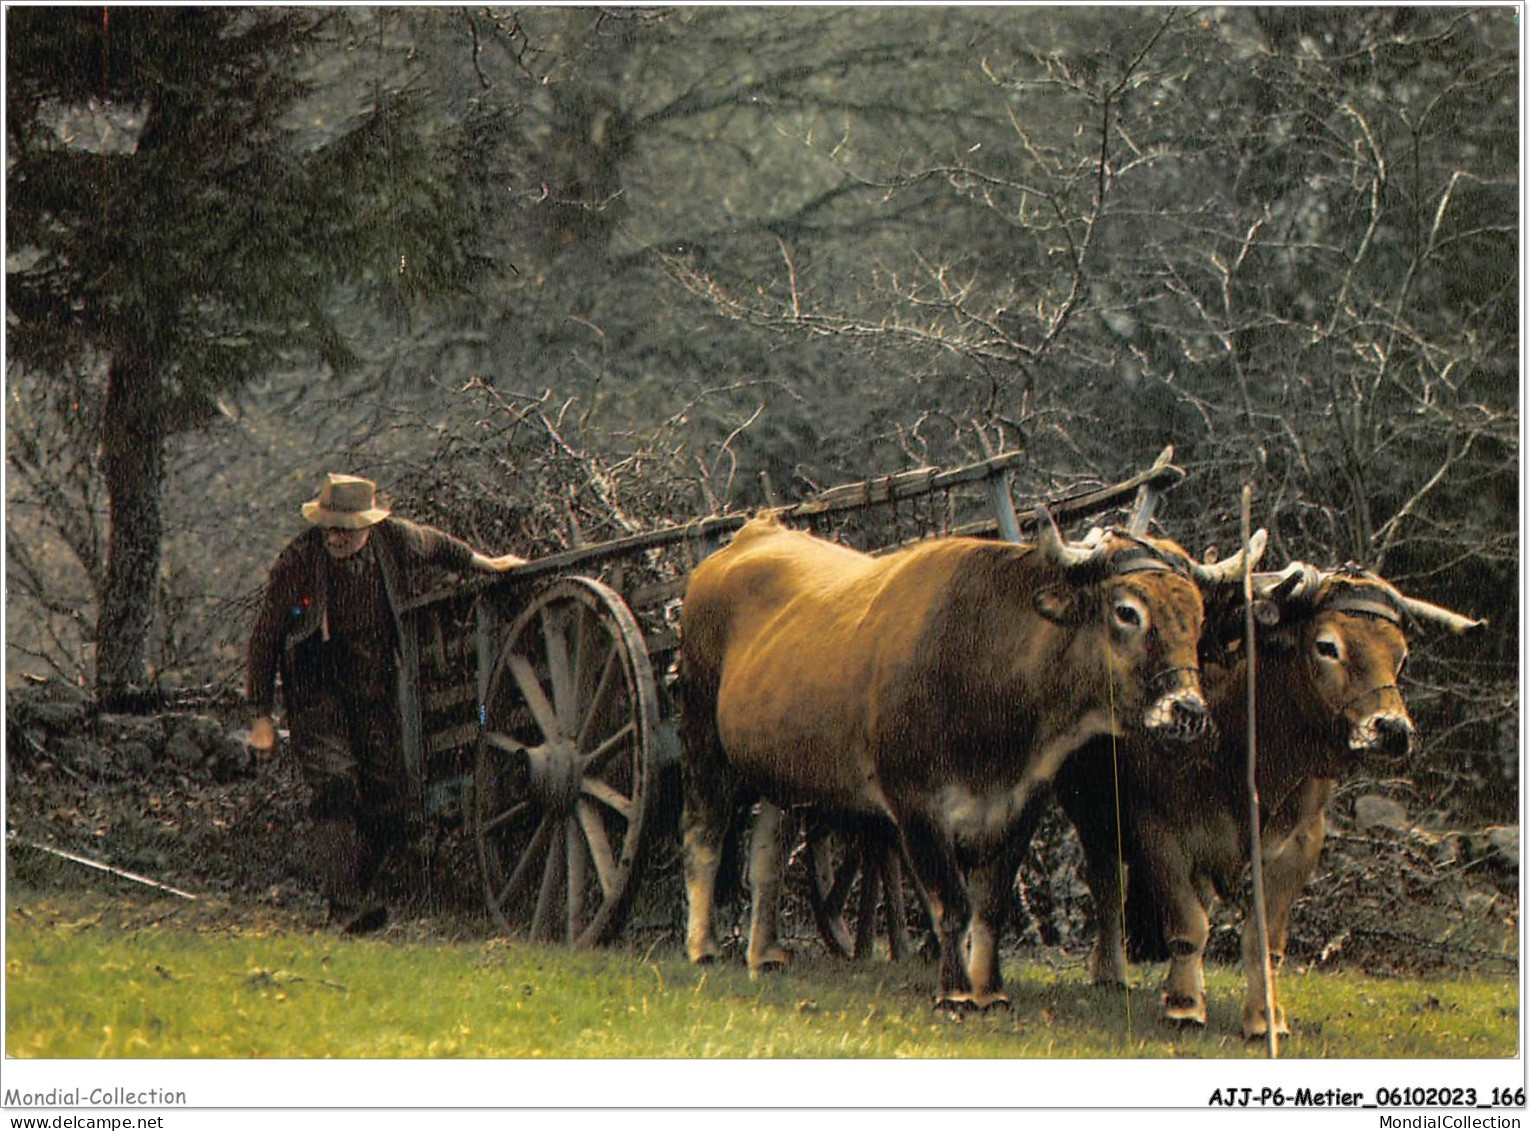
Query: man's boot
310 818 386 934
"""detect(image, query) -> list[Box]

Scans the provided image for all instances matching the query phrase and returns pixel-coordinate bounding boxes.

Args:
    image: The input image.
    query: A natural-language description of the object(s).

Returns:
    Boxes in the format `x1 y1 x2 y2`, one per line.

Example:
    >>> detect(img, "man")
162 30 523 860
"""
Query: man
246 472 524 933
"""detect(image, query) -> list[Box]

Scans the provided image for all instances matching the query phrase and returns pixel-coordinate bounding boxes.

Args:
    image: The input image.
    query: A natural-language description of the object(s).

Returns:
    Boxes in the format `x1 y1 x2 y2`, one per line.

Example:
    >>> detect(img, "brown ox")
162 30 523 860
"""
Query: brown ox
1049 562 1483 1036
679 512 1257 1007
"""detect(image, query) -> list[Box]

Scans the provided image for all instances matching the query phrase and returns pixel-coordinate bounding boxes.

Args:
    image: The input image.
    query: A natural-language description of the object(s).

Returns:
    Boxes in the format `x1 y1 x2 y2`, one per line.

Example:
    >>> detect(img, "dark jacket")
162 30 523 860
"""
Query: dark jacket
246 517 481 720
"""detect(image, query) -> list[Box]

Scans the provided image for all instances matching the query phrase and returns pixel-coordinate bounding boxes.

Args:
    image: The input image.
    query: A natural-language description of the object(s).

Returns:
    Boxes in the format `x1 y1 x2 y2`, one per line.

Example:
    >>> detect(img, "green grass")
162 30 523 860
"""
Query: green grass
4 894 1517 1059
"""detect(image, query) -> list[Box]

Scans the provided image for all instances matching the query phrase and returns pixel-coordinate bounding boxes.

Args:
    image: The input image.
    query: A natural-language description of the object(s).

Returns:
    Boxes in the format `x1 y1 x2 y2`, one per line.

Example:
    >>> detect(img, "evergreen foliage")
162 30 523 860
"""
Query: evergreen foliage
7 7 481 699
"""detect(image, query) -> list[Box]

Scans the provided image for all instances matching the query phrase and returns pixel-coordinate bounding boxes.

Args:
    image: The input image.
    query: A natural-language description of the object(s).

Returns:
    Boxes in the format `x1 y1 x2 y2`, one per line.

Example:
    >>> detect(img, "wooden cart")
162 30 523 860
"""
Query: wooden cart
393 449 1184 950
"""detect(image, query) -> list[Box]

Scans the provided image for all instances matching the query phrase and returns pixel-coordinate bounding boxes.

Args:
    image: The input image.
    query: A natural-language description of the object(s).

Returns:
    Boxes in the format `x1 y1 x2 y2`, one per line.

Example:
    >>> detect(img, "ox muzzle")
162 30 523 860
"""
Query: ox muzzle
1143 666 1210 742
1343 683 1415 758
1352 707 1415 759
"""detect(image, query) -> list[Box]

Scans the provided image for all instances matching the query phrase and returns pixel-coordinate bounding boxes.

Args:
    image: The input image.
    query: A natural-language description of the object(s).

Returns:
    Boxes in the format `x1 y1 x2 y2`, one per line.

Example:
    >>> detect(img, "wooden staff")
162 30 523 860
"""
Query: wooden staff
1242 484 1278 1058
9 833 198 901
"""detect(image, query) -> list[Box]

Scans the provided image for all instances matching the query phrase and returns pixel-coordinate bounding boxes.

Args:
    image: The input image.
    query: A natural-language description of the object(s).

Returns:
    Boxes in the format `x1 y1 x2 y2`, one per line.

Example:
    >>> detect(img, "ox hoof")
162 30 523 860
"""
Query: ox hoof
933 991 1009 1013
687 941 723 965
1162 993 1208 1028
747 947 792 979
1242 1008 1290 1041
933 993 982 1014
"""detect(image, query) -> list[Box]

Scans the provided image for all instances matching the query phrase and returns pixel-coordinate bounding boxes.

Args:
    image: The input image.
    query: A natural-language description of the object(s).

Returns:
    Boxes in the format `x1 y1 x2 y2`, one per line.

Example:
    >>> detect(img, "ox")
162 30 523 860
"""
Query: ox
1049 562 1483 1036
679 511 1258 1007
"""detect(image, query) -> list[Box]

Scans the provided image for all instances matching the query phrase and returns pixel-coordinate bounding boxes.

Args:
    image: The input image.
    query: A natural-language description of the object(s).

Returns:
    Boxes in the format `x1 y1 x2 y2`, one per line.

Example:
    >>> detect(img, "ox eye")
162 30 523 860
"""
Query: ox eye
1113 602 1144 630
1315 636 1342 662
1397 653 1409 678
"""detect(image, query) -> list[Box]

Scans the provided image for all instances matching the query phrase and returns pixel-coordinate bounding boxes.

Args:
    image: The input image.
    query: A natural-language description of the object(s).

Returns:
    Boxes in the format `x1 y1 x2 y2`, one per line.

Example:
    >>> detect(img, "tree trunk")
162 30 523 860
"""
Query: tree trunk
94 335 167 707
93 79 185 709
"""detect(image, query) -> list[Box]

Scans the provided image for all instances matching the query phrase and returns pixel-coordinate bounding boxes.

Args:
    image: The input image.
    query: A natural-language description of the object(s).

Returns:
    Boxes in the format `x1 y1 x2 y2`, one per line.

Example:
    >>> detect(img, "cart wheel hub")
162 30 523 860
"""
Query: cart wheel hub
525 740 582 813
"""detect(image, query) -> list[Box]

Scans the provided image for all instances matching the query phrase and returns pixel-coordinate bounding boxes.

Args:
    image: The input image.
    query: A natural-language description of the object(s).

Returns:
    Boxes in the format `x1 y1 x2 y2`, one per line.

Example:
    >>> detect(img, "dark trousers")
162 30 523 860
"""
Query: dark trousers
290 692 407 913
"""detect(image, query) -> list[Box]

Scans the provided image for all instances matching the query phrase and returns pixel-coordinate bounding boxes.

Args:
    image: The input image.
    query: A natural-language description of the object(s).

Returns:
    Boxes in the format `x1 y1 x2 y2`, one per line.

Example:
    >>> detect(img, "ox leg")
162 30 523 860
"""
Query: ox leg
680 710 735 965
1138 819 1208 1027
1084 849 1129 989
964 852 1018 1010
1241 779 1330 1040
1066 790 1129 988
1162 906 1210 1028
746 800 791 976
898 812 975 1009
682 811 728 964
1053 747 1133 988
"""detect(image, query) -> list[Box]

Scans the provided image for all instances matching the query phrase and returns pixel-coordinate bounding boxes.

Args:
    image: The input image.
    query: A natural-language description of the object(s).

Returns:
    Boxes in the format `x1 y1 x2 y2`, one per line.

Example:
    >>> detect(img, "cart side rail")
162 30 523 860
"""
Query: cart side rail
401 450 1183 614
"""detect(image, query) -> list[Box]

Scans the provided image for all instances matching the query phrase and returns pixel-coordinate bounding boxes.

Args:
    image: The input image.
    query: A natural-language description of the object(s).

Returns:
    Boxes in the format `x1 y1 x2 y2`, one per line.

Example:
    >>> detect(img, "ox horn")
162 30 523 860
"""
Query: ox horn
1036 508 1109 571
1383 589 1487 635
1190 528 1269 586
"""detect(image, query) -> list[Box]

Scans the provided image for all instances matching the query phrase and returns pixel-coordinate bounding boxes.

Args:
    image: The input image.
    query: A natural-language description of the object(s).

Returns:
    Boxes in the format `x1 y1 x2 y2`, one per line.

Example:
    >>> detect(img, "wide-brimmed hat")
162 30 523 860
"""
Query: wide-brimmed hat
302 473 391 530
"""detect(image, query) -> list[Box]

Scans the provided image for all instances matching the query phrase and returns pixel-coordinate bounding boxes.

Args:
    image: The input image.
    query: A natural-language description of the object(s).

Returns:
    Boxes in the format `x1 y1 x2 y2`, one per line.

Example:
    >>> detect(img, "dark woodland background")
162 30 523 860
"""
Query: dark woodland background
6 4 1517 845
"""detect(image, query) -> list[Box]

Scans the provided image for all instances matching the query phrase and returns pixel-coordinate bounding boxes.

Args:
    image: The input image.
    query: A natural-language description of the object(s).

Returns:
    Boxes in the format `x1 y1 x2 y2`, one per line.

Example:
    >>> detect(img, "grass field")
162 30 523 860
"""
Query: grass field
3 889 1518 1060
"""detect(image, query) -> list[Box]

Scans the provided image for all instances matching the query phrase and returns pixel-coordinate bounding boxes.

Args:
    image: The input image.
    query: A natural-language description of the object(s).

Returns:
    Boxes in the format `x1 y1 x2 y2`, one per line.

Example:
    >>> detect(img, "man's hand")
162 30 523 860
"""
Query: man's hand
249 715 277 753
471 552 528 573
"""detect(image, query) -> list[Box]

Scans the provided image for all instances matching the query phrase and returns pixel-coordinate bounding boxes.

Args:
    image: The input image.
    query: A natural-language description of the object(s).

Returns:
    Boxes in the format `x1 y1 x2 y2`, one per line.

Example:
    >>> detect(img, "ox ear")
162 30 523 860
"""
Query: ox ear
1253 599 1282 626
1033 583 1087 625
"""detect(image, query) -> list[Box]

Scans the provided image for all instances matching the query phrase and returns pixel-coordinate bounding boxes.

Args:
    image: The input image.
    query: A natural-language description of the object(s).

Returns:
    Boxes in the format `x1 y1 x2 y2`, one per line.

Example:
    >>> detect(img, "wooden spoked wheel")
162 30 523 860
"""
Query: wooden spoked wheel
473 577 660 947
805 814 927 962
